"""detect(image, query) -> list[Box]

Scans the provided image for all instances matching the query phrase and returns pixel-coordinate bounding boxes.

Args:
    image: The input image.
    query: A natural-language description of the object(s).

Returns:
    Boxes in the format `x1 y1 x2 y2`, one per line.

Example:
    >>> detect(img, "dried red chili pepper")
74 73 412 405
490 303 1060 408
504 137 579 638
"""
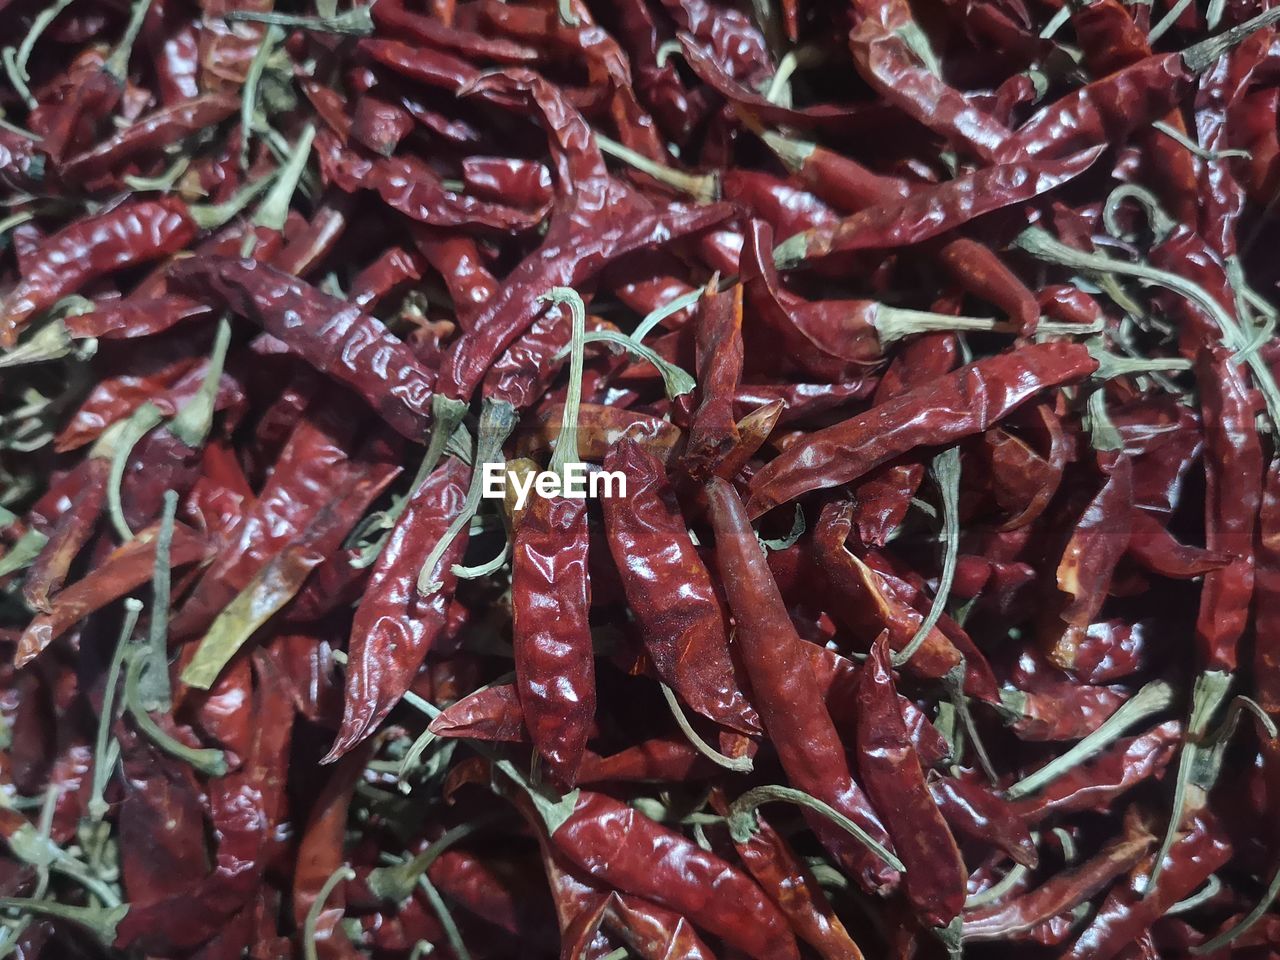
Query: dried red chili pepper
602 438 756 732
746 341 1097 517
706 477 897 892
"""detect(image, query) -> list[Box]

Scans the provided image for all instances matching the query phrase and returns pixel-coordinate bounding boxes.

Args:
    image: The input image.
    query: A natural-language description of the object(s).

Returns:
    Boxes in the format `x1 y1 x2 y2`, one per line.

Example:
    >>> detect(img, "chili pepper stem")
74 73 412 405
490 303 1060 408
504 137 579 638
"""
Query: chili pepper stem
302 865 355 960
727 784 905 873
0 321 78 368
1181 4 1280 72
367 815 503 903
894 447 959 667
1004 681 1175 799
88 599 143 820
106 402 164 541
946 663 998 783
1193 860 1280 952
594 133 719 203
659 683 753 772
1145 669 1232 892
135 491 177 711
0 898 127 945
224 6 373 34
104 0 153 81
542 288 589 476
417 398 516 595
169 315 232 448
127 648 228 775
554 330 696 399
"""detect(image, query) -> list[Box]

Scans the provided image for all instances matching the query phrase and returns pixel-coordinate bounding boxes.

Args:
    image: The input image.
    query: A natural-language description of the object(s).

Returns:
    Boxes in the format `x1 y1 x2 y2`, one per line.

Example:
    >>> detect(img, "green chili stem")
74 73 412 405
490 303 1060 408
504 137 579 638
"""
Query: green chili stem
632 288 704 343
1014 227 1280 428
418 875 472 960
1151 122 1250 163
555 330 696 400
303 866 355 960
595 133 718 202
107 402 164 541
1193 862 1280 952
964 859 1034 908
947 663 999 783
556 0 580 26
757 503 805 552
187 172 277 229
1181 5 1280 72
88 599 143 820
1146 669 1233 891
253 123 316 231
126 649 228 775
876 306 1101 341
1005 681 1175 799
659 683 753 773
123 155 191 193
1085 389 1124 452
8 0 76 105
1039 4 1070 37
727 784 906 873
170 315 232 449
1148 0 1195 43
542 287 589 475
136 490 177 711
104 0 154 81
0 899 127 946
368 814 503 902
0 529 47 578
417 399 517 595
1102 184 1176 245
1168 874 1221 915
241 26 284 170
894 447 960 667
451 539 509 580
0 321 74 368
224 7 374 34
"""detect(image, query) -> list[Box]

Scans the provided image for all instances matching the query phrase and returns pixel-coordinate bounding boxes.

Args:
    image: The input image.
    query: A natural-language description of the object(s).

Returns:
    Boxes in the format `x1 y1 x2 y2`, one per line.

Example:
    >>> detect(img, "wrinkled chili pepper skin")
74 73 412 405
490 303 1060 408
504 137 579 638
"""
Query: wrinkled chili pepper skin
854 635 966 926
686 283 744 476
550 790 800 960
706 477 897 893
512 491 594 785
2 199 197 346
327 459 470 760
169 257 436 441
746 341 1097 517
1196 345 1263 672
602 439 757 733
1257 458 1280 713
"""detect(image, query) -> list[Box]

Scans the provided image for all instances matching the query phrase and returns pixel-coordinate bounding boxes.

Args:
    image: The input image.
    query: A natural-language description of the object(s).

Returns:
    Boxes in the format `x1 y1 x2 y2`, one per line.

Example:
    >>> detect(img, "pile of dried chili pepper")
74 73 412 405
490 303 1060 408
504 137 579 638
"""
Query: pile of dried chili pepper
6 0 1280 954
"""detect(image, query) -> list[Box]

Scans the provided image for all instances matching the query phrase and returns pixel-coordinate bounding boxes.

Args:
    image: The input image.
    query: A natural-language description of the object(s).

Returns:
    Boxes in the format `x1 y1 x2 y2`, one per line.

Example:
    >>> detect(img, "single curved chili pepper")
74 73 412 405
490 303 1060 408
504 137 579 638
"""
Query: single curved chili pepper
1127 508 1231 578
746 340 1097 517
929 775 1038 868
850 332 959 544
855 634 967 926
847 0 1013 161
358 154 551 232
964 816 1155 941
429 684 527 743
1044 453 1135 670
462 156 554 210
326 457 470 760
168 256 436 441
605 893 717 960
706 477 897 893
21 456 109 613
1065 813 1232 960
2 199 198 347
372 0 537 61
548 789 799 960
357 37 480 90
1196 344 1262 674
60 94 238 184
16 522 210 667
685 282 744 475
938 238 1039 336
63 296 213 340
602 438 757 731
577 737 716 783
772 147 1103 267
